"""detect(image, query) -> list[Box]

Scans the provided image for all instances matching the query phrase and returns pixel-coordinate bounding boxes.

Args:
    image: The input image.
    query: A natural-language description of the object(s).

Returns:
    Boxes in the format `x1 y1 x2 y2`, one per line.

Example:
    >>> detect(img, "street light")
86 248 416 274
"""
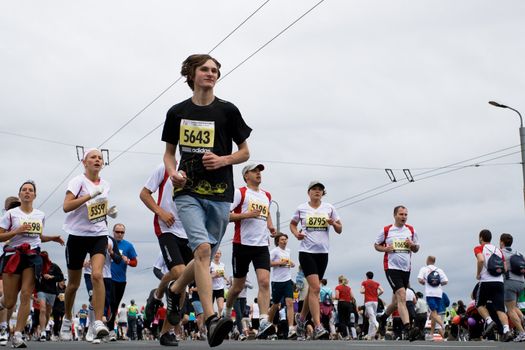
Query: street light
271 200 281 233
489 100 525 209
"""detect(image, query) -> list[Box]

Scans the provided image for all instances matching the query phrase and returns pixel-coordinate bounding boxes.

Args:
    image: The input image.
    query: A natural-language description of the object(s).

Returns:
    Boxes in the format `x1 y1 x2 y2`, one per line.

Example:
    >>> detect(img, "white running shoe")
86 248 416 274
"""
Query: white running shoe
92 338 101 344
93 320 109 339
0 326 8 346
11 332 26 348
59 318 73 341
85 324 94 342
108 330 117 342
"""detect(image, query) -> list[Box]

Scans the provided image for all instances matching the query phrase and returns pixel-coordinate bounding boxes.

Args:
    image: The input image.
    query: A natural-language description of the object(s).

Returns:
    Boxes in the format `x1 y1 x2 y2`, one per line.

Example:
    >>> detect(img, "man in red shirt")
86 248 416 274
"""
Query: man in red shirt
360 271 383 339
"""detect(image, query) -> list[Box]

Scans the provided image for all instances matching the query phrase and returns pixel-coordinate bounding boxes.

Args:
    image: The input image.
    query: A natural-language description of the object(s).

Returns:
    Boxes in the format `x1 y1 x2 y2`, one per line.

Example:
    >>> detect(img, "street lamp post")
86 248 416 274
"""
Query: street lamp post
271 200 281 233
489 101 525 209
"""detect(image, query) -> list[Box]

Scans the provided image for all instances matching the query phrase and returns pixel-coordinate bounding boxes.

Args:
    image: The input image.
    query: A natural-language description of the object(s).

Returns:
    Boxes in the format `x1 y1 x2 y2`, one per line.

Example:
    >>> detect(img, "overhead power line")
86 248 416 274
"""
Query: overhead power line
38 0 272 212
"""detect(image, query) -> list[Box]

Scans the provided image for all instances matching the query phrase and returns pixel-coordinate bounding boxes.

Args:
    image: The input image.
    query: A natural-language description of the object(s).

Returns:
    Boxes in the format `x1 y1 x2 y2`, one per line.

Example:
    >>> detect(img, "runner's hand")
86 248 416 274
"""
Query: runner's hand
295 230 306 240
16 223 32 235
170 170 187 188
108 205 118 218
246 209 261 219
158 209 175 227
90 186 103 199
202 152 226 170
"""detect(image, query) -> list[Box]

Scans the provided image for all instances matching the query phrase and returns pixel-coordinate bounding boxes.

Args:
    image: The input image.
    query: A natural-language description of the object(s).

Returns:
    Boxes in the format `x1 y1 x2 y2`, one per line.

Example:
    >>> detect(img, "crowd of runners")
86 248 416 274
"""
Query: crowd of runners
0 54 524 348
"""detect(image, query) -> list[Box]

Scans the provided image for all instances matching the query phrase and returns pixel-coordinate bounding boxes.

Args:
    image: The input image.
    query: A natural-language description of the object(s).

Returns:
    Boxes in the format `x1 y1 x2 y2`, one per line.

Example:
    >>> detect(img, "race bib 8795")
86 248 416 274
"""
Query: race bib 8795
179 119 215 154
305 214 329 231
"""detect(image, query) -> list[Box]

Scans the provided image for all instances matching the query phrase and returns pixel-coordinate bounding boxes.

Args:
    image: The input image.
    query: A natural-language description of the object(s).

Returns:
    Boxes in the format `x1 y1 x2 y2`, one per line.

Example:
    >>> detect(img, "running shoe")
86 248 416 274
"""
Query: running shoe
206 314 233 347
238 334 247 341
0 326 8 346
165 281 182 325
295 313 306 338
159 332 179 346
108 330 117 342
92 338 101 344
376 314 387 336
11 332 26 348
59 318 73 341
93 320 109 339
86 324 94 342
482 321 496 338
513 332 525 342
287 326 297 340
39 330 46 342
256 318 273 339
500 331 514 342
313 325 327 340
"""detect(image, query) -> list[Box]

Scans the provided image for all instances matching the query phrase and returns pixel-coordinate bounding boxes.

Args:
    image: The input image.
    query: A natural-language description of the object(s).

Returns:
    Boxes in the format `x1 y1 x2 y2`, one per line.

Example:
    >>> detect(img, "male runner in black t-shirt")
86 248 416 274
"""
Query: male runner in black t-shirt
161 54 252 347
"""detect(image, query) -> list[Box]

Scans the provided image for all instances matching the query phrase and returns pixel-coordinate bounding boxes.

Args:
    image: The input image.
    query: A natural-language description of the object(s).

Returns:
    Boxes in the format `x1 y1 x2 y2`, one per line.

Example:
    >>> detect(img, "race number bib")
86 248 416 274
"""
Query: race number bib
87 200 108 223
215 268 225 277
248 200 269 220
305 215 329 231
20 219 43 236
392 238 410 252
179 119 215 154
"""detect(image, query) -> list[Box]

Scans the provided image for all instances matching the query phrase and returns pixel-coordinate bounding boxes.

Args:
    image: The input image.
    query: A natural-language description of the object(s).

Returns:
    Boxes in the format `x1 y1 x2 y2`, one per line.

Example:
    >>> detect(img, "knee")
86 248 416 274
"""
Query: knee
258 279 270 291
19 288 32 302
309 285 320 295
194 244 211 262
91 271 103 284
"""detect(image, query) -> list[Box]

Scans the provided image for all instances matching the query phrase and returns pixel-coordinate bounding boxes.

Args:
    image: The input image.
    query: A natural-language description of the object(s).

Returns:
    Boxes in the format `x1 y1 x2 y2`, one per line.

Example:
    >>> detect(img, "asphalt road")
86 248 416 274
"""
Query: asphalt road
24 339 524 349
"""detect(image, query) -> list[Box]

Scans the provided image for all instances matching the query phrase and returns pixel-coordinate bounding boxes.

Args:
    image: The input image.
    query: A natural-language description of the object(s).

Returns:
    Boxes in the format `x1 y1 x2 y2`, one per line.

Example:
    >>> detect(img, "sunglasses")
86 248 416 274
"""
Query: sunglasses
114 231 125 234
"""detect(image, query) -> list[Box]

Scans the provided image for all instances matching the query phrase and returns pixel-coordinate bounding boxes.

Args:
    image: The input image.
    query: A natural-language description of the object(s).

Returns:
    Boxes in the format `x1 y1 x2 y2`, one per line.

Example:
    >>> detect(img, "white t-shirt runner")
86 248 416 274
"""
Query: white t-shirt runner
231 187 271 246
0 207 45 249
291 202 340 254
143 163 187 239
270 246 292 282
375 224 418 272
63 174 110 237
474 243 505 283
211 261 226 290
417 265 448 297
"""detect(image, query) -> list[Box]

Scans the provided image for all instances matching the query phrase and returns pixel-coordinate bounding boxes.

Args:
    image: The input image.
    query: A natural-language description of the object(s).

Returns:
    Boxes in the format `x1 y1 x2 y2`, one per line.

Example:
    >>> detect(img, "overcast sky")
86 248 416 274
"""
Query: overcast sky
1 0 525 312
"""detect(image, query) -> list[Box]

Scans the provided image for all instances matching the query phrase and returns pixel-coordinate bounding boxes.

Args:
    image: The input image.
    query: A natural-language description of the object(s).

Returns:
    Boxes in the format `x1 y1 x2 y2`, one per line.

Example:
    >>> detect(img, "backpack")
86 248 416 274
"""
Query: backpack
427 269 441 287
509 252 525 276
322 292 333 306
486 246 504 277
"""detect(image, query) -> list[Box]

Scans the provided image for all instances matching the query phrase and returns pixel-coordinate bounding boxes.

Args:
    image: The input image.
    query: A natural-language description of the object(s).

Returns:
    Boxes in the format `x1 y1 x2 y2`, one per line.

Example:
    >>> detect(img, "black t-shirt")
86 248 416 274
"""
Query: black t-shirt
161 97 252 202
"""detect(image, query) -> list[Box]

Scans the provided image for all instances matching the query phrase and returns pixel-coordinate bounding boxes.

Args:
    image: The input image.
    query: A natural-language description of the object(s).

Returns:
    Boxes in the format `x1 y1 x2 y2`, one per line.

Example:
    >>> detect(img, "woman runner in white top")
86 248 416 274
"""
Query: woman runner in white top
290 181 342 340
0 180 64 348
60 148 117 341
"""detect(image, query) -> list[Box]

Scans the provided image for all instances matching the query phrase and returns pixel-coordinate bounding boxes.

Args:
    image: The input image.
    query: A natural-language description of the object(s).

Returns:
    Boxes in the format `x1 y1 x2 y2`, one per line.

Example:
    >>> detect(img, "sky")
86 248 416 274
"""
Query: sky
1 0 525 312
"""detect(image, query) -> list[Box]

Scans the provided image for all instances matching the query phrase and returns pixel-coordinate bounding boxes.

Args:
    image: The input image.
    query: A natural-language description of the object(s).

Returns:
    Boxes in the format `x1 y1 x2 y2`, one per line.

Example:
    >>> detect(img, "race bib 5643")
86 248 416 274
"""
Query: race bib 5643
179 119 215 154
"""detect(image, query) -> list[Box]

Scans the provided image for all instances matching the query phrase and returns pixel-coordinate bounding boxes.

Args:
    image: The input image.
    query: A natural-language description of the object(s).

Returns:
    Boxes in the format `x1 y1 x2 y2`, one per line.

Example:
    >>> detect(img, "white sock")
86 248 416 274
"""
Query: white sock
503 324 510 333
485 317 493 324
260 314 268 322
224 306 233 317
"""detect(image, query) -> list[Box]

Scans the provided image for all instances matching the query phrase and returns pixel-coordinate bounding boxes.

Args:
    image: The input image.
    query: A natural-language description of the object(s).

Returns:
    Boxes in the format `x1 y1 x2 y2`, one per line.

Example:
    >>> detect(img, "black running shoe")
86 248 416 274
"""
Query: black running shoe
408 326 419 342
165 281 181 325
206 315 233 347
159 332 179 346
146 288 162 324
482 321 496 338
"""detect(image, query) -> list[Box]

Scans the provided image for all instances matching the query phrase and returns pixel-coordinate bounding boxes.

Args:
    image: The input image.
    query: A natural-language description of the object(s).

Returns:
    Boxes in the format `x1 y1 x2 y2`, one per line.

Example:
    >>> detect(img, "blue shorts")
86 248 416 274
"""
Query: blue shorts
174 195 230 254
192 300 203 316
426 296 442 312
